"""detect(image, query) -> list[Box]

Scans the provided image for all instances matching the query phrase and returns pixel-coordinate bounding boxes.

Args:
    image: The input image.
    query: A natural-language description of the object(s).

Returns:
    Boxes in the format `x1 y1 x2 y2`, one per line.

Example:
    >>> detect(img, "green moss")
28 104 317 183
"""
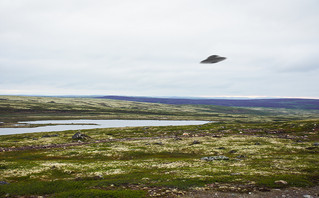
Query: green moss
255 174 313 188
55 189 146 198
0 180 86 196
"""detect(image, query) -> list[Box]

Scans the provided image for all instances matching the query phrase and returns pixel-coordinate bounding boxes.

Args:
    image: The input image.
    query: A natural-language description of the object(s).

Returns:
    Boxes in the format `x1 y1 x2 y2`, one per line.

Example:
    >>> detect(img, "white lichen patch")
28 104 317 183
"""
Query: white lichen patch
42 162 69 168
2 166 48 178
103 168 125 175
150 161 201 169
1 130 317 185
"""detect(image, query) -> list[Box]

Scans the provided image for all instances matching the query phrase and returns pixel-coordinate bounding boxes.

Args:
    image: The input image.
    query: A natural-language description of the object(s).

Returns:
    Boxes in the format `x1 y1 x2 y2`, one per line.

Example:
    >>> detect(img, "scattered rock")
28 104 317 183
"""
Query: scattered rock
191 140 201 145
218 147 226 150
236 155 246 158
229 150 237 154
313 142 319 146
42 134 59 138
201 156 229 161
255 142 261 145
230 173 241 176
303 195 313 198
0 181 9 185
174 137 182 141
275 180 288 185
258 187 271 192
306 147 317 150
93 175 104 180
72 132 90 140
153 142 163 145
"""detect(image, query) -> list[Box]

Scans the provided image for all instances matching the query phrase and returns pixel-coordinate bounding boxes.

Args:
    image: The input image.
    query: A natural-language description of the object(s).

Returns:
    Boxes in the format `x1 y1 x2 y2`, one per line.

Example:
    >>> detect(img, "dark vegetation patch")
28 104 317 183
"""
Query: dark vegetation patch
0 180 146 198
0 180 85 196
97 95 319 110
254 174 314 188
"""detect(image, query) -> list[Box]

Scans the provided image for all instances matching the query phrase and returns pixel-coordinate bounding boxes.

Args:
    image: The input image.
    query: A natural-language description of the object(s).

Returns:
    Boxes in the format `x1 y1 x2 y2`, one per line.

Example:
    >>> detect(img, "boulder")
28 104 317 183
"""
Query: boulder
230 173 241 176
229 150 237 154
303 195 314 198
201 156 229 161
153 142 163 145
191 140 201 145
236 155 246 159
72 132 90 140
42 134 59 138
274 180 288 185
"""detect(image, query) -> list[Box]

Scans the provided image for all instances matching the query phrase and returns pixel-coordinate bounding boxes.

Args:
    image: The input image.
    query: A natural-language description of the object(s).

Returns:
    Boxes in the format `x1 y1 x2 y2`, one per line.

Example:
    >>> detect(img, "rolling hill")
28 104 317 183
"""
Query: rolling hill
96 96 319 110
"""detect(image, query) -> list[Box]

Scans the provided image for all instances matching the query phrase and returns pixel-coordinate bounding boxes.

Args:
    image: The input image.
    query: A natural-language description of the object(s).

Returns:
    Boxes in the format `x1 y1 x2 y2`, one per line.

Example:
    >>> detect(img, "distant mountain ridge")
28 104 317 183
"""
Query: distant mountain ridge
96 96 319 110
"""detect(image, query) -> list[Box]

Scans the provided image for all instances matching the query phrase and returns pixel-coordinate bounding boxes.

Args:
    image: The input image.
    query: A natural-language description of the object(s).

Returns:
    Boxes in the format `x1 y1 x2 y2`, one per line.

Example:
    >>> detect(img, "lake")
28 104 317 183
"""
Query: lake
0 120 210 135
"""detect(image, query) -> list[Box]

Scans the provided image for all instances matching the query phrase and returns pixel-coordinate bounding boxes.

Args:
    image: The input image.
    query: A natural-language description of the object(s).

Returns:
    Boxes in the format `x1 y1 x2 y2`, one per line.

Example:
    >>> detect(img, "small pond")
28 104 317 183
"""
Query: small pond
0 120 210 135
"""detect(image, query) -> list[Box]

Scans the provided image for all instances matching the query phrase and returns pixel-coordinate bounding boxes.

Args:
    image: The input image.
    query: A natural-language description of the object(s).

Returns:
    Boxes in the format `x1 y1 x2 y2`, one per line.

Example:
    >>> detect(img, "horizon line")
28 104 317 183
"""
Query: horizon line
1 94 319 100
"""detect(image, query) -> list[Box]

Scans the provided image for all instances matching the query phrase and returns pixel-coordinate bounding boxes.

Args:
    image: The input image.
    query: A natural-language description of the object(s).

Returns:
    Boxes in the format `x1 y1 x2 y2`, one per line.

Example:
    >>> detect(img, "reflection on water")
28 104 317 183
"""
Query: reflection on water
0 120 210 135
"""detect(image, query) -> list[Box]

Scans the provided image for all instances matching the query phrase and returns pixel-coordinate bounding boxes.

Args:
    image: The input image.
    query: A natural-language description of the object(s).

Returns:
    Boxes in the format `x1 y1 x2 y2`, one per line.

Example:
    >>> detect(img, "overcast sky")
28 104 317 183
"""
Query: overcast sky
1 0 318 98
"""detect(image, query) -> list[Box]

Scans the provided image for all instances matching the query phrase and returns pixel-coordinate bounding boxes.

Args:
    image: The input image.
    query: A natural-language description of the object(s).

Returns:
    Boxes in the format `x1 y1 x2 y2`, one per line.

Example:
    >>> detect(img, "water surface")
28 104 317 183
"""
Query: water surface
0 120 210 135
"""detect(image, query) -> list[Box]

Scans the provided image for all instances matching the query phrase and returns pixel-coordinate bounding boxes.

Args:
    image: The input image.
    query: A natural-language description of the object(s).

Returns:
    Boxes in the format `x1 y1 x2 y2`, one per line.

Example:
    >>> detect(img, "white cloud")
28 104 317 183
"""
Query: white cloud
0 0 318 98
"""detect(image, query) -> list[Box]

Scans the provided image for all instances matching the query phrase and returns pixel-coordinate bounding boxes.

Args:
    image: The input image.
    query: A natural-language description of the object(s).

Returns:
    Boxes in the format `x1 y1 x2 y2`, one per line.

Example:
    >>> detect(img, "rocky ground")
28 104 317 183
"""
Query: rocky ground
186 186 319 198
1 120 318 197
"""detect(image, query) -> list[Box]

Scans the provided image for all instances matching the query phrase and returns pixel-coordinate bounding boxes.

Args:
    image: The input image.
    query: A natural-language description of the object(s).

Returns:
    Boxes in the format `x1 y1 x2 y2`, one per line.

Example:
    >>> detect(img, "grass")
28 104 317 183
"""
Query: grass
0 96 319 197
0 179 146 198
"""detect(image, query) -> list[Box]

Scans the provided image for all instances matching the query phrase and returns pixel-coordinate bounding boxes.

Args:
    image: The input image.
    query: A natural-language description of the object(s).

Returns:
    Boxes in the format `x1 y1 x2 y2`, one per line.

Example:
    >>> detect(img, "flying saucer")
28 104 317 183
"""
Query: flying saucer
200 55 226 64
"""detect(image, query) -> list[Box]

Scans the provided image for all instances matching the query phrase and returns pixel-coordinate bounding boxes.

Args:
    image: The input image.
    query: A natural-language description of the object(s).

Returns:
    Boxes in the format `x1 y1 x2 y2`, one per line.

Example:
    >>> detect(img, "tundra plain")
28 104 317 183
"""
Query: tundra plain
0 96 319 197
